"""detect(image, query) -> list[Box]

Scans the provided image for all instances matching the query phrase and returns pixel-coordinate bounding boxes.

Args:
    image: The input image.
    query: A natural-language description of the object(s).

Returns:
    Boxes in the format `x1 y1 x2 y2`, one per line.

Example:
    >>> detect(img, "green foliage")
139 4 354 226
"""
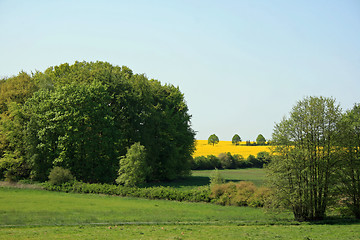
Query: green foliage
336 103 360 219
268 96 342 221
209 168 225 186
210 181 271 207
232 134 241 145
42 181 211 203
116 142 146 187
48 166 74 185
208 134 219 146
0 61 195 183
256 134 266 145
218 152 236 169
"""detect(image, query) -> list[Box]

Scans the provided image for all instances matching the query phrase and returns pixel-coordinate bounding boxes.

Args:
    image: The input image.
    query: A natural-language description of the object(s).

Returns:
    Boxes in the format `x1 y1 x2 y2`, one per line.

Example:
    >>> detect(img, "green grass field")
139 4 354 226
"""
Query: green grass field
142 168 266 189
0 169 359 239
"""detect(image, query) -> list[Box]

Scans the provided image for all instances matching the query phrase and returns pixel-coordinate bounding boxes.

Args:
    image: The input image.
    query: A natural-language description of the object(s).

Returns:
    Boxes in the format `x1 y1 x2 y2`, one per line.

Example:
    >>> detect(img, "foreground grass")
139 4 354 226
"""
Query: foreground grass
1 187 359 239
2 224 360 240
0 187 290 226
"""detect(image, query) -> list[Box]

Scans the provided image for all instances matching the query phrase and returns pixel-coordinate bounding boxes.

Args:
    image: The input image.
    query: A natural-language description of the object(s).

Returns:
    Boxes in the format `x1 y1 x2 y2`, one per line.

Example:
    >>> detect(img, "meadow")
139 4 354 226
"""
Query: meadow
0 187 359 240
193 140 270 158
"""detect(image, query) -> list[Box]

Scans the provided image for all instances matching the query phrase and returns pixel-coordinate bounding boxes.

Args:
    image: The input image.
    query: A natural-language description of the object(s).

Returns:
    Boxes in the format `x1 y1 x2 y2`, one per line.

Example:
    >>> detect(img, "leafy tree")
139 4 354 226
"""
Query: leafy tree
0 61 195 183
337 104 360 218
232 134 241 145
23 82 118 183
256 134 266 145
208 134 219 146
116 142 147 187
267 96 341 221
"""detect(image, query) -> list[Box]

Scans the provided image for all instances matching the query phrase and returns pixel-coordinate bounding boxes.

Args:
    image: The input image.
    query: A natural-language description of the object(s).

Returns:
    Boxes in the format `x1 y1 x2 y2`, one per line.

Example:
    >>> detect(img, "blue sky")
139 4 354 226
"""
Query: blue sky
1 0 359 140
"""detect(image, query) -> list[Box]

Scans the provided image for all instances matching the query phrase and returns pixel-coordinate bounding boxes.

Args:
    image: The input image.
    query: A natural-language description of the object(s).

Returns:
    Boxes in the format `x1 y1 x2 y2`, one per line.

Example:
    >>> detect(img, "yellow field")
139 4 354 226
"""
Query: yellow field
193 140 270 158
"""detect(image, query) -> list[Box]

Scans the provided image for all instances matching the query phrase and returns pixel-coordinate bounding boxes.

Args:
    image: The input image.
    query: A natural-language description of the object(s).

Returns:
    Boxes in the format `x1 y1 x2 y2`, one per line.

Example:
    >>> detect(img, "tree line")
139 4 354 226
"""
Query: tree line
207 133 268 146
0 61 195 185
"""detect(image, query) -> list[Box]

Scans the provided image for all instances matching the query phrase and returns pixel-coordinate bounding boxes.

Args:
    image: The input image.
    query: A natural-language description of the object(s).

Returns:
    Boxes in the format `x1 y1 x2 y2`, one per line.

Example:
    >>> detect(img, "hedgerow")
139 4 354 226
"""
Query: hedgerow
42 180 270 207
42 181 212 203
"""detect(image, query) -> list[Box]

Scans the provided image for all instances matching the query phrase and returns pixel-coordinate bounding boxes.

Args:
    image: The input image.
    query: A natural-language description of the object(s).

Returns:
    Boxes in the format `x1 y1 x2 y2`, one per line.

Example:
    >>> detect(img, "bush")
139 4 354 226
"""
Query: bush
218 152 236 169
191 155 221 170
209 168 225 186
210 181 270 207
48 167 74 185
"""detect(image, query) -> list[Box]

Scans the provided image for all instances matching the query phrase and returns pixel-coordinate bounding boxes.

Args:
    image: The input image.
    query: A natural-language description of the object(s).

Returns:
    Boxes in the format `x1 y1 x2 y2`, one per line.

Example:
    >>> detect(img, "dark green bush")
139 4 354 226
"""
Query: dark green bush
48 167 74 185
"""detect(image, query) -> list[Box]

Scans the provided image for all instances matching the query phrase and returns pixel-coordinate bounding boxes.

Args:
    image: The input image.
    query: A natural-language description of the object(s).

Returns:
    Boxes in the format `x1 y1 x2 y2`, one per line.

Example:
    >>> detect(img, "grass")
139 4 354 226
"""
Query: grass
0 187 359 239
193 140 270 158
141 168 266 189
1 224 360 240
0 187 291 227
0 188 359 240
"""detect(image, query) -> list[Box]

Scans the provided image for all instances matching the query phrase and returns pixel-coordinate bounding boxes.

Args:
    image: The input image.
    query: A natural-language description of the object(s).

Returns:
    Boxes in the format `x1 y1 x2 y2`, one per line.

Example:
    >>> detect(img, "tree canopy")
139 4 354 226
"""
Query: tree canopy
208 134 219 146
232 134 241 145
267 96 342 221
256 134 266 145
0 61 195 183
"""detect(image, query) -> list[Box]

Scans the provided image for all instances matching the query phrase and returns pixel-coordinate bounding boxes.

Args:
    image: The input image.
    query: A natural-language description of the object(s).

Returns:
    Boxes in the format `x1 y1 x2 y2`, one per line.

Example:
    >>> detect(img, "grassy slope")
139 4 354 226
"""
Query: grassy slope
1 188 359 240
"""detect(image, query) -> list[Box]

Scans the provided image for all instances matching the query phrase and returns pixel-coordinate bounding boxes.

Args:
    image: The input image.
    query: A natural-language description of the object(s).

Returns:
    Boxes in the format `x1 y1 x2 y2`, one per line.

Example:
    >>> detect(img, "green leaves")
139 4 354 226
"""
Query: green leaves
208 134 219 146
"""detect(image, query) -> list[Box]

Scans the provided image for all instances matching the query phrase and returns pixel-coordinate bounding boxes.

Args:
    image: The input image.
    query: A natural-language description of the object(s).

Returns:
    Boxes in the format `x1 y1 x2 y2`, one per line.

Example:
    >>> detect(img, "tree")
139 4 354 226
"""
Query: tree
256 134 266 145
0 61 195 183
116 142 147 187
232 134 241 145
23 82 118 183
267 96 341 221
337 104 360 219
208 134 219 146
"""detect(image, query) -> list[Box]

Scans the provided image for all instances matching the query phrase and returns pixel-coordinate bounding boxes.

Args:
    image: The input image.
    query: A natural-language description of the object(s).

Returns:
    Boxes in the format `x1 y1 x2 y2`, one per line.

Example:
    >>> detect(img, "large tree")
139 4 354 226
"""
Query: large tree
337 104 360 218
0 61 195 183
23 82 118 182
267 96 342 221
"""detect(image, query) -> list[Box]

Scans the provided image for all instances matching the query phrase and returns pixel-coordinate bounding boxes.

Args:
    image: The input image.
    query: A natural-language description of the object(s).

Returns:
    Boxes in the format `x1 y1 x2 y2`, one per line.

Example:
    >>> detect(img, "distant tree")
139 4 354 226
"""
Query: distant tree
256 134 266 145
208 134 219 146
232 134 241 145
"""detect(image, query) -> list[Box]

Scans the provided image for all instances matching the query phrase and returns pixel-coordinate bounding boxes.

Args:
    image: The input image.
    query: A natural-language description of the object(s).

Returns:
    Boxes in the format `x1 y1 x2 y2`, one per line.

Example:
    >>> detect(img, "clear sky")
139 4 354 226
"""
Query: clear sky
1 0 359 141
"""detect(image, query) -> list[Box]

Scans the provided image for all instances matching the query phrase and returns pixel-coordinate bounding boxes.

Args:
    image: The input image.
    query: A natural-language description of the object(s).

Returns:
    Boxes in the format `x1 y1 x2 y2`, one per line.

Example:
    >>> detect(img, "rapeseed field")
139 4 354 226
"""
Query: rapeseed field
193 140 270 158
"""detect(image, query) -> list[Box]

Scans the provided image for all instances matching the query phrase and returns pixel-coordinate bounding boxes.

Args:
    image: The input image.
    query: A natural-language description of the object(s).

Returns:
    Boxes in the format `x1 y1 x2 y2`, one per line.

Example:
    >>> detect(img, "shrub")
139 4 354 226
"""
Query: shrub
256 151 271 166
48 167 74 185
218 152 236 169
209 168 225 186
247 154 262 168
116 142 147 187
210 181 270 207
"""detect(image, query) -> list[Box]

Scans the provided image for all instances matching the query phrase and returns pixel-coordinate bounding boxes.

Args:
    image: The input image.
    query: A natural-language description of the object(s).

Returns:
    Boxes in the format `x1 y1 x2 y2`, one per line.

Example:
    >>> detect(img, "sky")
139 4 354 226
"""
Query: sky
0 0 359 141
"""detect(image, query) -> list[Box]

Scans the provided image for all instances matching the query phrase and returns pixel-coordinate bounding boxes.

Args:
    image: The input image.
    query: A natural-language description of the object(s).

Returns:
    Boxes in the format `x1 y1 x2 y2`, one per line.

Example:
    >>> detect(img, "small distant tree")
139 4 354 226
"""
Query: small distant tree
256 134 266 145
232 134 241 145
208 134 219 146
209 168 225 186
116 142 147 187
